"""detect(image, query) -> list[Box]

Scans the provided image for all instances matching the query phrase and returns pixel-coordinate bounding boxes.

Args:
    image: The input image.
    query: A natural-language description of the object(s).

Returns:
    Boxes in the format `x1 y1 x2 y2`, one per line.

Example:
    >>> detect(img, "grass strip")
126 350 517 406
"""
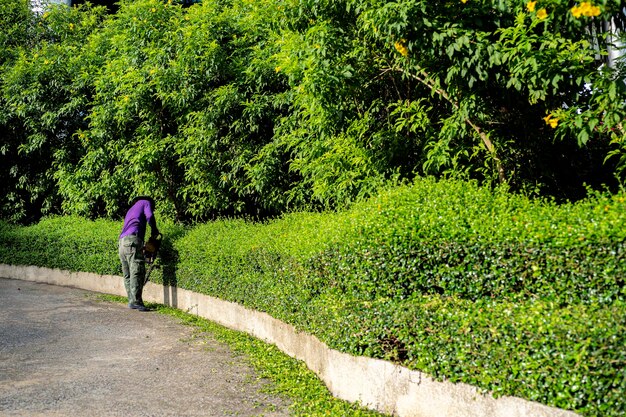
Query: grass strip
96 294 386 417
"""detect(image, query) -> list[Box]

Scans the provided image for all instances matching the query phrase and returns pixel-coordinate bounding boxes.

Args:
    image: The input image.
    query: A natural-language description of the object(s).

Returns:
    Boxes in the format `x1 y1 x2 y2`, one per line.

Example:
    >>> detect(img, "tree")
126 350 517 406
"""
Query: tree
0 1 107 222
54 0 292 220
270 0 625 200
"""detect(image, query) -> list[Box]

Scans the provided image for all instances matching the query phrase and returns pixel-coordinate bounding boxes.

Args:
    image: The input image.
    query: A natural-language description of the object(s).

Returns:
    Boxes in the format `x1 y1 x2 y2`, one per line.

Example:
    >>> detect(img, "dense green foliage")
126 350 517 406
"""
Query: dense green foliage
0 215 184 275
1 0 625 222
1 178 625 416
1 0 625 414
0 216 120 273
172 178 626 417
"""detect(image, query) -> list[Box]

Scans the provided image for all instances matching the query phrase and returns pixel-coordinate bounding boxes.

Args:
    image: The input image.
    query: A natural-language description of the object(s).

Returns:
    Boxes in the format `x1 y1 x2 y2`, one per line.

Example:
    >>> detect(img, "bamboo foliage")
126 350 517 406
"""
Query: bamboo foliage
0 0 624 221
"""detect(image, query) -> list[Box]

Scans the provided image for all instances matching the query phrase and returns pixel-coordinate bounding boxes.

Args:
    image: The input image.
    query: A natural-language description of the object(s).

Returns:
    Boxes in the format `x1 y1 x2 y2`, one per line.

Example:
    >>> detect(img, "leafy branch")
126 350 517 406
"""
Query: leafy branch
388 64 505 183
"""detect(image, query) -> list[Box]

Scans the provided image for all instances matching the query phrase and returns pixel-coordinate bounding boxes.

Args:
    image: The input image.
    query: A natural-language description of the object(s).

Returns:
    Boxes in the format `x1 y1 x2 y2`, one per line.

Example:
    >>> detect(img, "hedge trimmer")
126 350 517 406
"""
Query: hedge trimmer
143 233 162 285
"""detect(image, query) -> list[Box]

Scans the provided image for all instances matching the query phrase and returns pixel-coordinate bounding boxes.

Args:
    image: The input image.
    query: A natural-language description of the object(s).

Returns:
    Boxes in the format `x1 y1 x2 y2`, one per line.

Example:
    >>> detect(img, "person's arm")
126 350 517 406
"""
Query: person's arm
143 201 159 237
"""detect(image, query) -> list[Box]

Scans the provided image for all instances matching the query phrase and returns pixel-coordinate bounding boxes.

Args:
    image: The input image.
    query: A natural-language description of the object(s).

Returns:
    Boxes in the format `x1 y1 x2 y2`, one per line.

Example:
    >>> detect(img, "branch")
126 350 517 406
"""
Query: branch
389 65 505 183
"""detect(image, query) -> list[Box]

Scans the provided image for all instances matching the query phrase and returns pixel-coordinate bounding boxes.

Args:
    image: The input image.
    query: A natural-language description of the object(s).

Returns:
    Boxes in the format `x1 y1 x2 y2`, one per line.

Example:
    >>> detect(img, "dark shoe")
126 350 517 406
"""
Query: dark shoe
129 303 149 311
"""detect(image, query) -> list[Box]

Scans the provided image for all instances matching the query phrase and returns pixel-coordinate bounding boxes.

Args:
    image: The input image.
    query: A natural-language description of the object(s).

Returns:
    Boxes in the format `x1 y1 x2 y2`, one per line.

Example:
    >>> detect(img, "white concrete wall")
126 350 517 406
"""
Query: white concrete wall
0 264 580 417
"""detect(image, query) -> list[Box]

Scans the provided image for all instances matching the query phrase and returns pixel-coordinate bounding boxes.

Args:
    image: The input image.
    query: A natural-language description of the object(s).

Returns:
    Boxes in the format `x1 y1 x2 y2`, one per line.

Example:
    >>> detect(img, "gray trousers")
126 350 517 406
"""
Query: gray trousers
118 235 145 305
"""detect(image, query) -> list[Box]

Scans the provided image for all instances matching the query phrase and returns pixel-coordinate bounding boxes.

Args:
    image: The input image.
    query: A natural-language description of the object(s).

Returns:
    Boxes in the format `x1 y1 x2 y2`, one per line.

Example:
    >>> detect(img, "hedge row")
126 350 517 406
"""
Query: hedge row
1 178 624 416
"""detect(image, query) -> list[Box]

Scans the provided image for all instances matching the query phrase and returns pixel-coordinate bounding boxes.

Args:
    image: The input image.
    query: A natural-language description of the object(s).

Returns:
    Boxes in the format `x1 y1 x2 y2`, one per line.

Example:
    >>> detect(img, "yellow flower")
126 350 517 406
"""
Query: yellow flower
275 66 282 73
536 8 548 19
588 5 601 16
543 114 558 128
394 39 409 57
151 7 156 12
571 2 602 18
579 2 592 15
461 0 468 3
526 1 536 12
69 23 74 30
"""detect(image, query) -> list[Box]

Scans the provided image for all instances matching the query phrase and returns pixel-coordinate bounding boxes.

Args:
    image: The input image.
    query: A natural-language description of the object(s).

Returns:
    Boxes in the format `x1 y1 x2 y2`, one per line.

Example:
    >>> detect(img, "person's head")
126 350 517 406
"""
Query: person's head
130 196 155 211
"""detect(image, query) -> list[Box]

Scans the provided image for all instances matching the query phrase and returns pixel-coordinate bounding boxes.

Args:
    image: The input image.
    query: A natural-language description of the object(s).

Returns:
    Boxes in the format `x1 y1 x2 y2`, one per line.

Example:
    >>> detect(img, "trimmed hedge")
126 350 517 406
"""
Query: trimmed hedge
1 178 625 416
0 216 121 274
0 216 185 281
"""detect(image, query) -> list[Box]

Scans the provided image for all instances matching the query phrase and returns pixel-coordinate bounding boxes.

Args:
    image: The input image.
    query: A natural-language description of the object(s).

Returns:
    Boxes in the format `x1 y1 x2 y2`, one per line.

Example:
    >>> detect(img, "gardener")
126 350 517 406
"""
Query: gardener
118 196 159 311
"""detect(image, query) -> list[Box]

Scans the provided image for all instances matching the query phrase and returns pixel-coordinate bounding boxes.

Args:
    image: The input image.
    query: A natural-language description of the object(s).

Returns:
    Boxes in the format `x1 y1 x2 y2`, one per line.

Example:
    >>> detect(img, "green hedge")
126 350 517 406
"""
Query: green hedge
0 216 185 280
0 216 121 274
1 178 624 416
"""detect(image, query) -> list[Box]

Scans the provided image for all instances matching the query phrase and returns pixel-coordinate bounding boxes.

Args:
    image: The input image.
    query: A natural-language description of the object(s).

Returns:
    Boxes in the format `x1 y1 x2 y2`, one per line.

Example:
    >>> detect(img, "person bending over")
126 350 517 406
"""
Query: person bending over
118 196 159 311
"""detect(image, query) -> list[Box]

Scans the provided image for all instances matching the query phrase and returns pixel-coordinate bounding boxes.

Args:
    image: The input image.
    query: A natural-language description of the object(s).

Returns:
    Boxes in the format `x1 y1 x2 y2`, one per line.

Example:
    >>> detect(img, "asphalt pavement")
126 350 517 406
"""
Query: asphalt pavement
0 277 291 417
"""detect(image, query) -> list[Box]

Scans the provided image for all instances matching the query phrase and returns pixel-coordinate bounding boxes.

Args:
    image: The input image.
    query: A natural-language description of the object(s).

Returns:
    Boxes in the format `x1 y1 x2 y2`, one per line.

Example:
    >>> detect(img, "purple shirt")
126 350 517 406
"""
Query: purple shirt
119 200 158 241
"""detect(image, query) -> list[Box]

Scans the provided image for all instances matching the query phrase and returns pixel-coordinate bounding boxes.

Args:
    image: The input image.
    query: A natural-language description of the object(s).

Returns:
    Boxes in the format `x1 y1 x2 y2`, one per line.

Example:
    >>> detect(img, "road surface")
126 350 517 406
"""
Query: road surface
0 277 291 416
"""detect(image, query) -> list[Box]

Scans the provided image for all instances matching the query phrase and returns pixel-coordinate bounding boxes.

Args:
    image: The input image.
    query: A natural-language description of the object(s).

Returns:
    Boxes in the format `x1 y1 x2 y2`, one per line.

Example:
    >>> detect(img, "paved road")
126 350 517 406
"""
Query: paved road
0 278 291 417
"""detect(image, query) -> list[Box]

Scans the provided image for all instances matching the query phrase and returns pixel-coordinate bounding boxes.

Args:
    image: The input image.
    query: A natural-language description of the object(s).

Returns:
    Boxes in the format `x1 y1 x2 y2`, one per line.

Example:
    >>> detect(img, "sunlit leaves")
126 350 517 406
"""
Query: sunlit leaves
1 0 625 221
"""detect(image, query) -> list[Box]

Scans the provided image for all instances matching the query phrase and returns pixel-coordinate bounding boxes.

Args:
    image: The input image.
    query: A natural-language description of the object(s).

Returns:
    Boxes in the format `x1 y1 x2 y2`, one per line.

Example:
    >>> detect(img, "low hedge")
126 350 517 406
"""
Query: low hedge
1 177 624 416
0 216 121 274
0 216 185 283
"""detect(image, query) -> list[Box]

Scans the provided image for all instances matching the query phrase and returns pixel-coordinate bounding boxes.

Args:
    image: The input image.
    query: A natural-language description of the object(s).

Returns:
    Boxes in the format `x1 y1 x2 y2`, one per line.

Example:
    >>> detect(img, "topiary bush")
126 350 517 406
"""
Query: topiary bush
0 215 184 279
1 178 625 416
172 178 626 416
0 216 120 273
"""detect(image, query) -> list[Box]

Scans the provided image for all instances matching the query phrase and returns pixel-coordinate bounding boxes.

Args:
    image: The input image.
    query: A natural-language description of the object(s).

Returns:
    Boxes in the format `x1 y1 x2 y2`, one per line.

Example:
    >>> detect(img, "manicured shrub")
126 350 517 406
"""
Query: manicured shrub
0 215 184 278
1 178 624 416
172 178 626 416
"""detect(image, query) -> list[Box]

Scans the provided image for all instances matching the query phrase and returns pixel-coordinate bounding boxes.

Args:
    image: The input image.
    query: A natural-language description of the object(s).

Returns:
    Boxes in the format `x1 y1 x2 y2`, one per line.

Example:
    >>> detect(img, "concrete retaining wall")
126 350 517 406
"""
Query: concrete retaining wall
0 264 580 417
